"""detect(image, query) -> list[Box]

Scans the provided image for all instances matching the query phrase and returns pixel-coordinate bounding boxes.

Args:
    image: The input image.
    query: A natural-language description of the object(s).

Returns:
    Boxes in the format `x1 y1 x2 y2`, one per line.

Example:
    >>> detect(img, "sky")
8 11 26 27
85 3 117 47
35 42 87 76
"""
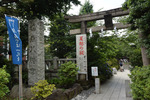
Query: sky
68 0 126 15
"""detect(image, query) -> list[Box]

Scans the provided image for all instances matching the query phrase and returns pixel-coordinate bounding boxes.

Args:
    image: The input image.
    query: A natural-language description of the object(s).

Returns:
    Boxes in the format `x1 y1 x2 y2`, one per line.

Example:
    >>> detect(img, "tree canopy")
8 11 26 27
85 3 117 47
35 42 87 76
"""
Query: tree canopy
123 0 150 59
0 0 81 56
79 0 93 15
17 0 80 20
123 0 150 35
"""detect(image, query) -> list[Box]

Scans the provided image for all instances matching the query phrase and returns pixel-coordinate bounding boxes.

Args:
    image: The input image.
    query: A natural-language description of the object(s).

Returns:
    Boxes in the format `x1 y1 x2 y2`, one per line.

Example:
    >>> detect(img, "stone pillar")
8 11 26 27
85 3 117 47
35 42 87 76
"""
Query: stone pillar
53 57 58 70
95 78 100 94
28 18 45 86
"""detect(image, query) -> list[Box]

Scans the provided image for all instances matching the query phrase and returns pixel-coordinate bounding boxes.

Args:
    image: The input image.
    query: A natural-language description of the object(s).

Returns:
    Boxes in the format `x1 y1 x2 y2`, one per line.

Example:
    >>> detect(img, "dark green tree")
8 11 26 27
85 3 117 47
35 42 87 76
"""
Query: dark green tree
79 0 93 15
17 0 80 20
122 0 150 65
48 13 76 58
79 0 95 27
47 0 95 58
116 31 142 67
0 0 81 87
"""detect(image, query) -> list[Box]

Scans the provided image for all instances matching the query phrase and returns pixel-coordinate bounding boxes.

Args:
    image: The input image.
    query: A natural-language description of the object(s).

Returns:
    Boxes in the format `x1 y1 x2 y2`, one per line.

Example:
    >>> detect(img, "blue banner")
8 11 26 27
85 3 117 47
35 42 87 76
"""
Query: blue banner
5 15 22 65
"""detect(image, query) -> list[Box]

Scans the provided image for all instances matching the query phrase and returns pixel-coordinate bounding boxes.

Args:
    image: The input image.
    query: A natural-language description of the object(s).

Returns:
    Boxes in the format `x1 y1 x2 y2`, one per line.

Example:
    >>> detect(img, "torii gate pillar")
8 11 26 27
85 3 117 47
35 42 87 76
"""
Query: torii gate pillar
81 21 87 34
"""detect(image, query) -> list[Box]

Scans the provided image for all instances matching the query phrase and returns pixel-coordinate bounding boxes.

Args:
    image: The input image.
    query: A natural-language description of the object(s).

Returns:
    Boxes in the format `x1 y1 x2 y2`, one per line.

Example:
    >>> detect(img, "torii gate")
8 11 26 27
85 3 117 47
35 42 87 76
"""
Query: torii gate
65 7 130 80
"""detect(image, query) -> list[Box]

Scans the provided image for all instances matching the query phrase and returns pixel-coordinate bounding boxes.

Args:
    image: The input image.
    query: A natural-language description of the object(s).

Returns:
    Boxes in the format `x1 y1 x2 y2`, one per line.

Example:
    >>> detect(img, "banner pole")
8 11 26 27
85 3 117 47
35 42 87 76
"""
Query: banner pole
19 65 23 100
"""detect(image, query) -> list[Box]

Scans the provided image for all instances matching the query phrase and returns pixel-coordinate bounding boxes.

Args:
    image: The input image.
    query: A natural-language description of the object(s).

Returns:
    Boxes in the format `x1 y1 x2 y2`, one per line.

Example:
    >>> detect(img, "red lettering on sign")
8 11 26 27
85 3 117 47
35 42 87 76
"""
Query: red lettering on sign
79 42 84 46
80 36 83 41
80 46 83 50
79 50 84 55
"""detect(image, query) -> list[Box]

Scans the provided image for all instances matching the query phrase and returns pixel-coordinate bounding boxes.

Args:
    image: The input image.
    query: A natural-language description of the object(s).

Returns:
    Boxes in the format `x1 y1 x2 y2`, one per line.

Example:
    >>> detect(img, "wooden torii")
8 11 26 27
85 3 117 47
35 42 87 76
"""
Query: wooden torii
65 7 130 80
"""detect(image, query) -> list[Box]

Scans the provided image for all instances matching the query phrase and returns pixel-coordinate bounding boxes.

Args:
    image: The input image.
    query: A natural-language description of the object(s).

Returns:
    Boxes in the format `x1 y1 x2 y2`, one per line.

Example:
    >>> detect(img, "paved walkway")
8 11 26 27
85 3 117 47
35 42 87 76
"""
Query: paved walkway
86 68 133 100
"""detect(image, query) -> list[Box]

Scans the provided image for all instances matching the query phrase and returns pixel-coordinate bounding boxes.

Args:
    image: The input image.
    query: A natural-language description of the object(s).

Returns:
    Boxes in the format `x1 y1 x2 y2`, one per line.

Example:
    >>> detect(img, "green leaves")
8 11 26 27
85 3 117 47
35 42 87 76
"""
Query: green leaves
79 0 93 15
48 13 76 58
123 0 150 34
0 65 10 99
129 66 150 100
31 80 56 100
122 0 150 58
16 0 80 20
58 61 78 88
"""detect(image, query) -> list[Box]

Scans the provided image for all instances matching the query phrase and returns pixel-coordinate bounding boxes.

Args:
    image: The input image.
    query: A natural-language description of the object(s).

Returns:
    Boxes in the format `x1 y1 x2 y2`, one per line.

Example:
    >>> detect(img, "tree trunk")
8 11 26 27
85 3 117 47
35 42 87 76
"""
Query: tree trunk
139 33 150 66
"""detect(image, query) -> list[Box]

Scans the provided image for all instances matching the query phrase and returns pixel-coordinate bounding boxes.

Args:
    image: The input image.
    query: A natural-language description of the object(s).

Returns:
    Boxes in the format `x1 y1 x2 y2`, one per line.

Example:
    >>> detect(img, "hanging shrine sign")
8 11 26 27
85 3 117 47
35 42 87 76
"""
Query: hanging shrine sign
76 34 87 77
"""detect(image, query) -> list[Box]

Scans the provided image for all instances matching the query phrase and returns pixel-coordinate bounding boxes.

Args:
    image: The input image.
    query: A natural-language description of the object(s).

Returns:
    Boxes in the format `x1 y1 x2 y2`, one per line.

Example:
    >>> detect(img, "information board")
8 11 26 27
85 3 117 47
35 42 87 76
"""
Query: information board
91 67 98 76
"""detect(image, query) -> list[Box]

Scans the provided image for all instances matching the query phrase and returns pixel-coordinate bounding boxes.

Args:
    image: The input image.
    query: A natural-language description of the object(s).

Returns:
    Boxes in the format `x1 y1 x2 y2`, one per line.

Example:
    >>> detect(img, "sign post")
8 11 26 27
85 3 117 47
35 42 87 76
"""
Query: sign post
91 66 100 94
19 65 23 100
5 15 23 100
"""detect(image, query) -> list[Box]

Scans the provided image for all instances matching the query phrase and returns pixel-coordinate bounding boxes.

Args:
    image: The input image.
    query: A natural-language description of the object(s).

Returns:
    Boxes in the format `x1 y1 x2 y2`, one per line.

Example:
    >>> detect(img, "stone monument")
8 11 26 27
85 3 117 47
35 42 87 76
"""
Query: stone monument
28 18 45 86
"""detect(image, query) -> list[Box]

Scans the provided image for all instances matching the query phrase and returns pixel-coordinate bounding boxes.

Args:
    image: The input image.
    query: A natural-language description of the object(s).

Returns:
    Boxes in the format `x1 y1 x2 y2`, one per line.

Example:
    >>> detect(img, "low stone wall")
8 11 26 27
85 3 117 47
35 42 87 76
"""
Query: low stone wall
46 83 83 100
10 83 83 100
10 85 34 99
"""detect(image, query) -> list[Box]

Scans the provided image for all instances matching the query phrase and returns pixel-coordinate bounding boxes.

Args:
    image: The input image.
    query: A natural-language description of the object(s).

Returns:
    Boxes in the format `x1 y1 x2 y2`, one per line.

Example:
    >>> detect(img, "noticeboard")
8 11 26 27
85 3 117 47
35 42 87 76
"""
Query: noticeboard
91 67 98 76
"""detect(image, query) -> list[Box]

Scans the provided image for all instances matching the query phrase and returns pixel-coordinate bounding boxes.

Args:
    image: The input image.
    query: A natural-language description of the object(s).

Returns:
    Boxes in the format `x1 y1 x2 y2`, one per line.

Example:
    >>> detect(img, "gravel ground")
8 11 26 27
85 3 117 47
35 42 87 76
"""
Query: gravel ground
71 87 95 100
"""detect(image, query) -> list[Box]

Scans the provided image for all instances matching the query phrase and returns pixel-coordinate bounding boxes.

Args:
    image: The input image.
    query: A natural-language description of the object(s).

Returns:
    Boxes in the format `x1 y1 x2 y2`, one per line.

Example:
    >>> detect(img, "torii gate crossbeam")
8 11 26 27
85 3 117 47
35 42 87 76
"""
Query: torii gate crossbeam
65 7 130 35
65 7 129 23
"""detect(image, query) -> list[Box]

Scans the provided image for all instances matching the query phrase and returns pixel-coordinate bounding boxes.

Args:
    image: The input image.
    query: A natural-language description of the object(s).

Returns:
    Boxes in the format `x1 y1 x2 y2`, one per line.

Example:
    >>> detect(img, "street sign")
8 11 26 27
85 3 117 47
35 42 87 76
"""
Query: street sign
5 15 22 65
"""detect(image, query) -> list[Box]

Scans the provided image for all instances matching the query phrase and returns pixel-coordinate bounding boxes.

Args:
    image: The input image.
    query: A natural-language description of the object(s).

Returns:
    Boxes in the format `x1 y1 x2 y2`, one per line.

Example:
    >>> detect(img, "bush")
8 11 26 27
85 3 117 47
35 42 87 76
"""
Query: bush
31 80 56 100
98 63 112 82
107 58 119 70
129 66 150 100
0 56 16 89
0 65 10 99
58 61 79 88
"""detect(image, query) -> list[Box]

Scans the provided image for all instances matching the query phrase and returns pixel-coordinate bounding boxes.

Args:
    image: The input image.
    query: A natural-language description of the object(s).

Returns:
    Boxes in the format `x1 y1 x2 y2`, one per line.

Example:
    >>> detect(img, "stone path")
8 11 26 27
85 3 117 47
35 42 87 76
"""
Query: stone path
86 69 133 100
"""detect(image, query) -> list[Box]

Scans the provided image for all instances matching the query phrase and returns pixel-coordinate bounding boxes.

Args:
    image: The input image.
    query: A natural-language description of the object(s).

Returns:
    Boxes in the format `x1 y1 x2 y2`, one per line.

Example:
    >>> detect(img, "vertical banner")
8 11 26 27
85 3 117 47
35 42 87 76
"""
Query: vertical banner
76 34 87 77
5 15 22 65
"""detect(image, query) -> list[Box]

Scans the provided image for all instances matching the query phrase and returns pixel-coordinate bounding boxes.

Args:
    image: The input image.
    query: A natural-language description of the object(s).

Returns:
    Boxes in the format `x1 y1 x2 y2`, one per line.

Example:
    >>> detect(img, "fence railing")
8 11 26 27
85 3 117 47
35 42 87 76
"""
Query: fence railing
20 57 76 80
45 57 76 79
45 57 76 70
21 57 76 70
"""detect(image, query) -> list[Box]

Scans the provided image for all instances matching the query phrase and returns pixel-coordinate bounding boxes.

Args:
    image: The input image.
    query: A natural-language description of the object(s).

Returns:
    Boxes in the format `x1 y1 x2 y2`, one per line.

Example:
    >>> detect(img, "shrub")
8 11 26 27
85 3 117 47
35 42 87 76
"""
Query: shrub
129 66 150 100
0 65 10 99
0 56 16 89
31 80 56 100
107 58 119 70
58 61 79 88
98 63 112 82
